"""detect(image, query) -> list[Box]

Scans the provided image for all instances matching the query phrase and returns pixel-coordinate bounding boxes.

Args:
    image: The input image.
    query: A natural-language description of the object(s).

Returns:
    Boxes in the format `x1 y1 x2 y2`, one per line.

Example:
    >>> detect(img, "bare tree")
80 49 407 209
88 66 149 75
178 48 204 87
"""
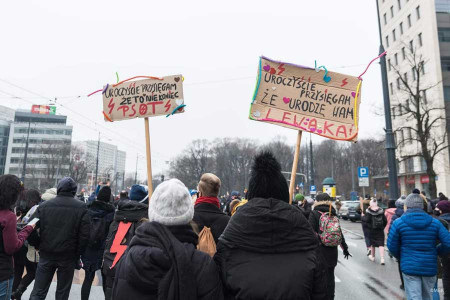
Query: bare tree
68 145 94 184
392 47 448 198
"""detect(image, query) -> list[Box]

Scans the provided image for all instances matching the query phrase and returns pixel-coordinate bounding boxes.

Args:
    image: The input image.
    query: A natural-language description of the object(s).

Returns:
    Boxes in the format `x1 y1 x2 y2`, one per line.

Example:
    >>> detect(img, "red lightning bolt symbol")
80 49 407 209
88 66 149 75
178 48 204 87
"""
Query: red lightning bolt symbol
110 222 132 269
341 78 348 87
277 63 285 75
164 100 171 112
108 98 115 114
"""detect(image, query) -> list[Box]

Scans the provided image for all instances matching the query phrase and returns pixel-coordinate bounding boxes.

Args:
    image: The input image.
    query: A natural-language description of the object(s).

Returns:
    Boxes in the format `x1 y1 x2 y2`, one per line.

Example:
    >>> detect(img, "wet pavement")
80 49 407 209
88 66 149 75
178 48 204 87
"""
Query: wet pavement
336 220 443 300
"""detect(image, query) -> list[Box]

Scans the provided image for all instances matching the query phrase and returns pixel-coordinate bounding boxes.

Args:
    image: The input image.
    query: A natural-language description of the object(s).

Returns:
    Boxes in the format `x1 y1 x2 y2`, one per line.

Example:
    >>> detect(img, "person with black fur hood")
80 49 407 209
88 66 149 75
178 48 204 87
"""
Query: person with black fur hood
102 184 149 300
215 151 327 300
80 186 115 300
112 179 223 300
309 192 351 300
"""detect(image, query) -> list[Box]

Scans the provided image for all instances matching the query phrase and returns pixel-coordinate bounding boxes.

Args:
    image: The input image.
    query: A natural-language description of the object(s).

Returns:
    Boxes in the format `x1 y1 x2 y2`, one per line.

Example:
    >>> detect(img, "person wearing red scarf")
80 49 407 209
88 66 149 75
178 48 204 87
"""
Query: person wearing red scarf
193 174 230 243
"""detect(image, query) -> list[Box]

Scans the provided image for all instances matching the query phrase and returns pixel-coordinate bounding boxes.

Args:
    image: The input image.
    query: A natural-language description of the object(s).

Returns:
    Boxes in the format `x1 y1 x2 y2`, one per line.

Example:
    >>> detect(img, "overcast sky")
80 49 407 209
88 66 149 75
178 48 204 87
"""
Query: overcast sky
0 0 386 178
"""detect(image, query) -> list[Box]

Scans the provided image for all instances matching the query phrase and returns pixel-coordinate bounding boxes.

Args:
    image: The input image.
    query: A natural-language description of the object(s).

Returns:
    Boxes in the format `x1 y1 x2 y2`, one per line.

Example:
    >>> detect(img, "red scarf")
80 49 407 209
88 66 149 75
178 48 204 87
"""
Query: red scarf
195 196 220 209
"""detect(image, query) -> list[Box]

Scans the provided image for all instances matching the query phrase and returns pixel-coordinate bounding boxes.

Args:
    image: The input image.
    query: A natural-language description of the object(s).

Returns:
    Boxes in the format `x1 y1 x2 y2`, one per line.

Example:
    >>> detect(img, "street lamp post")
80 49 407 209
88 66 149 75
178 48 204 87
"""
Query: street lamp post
376 0 400 205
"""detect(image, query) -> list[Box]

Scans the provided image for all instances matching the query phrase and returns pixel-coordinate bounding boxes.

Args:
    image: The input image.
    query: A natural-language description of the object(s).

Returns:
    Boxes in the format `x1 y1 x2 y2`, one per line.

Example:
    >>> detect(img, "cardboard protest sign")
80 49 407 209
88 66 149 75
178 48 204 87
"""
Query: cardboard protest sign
102 75 184 122
249 57 362 141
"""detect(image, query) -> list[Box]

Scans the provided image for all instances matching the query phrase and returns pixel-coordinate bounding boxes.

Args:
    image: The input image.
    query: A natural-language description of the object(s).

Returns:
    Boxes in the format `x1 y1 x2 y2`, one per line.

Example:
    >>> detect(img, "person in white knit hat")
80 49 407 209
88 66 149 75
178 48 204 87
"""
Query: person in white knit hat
111 179 223 300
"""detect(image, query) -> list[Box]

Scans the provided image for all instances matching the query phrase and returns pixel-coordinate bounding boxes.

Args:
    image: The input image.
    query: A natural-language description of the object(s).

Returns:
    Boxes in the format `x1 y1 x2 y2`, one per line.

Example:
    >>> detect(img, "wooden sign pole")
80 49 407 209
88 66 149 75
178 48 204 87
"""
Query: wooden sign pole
289 130 302 204
144 117 153 199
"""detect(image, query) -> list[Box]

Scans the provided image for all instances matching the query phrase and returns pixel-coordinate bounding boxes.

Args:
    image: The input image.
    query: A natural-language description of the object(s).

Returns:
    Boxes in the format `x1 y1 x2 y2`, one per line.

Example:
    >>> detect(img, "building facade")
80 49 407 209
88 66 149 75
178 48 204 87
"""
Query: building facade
377 0 450 197
2 108 73 189
75 140 126 194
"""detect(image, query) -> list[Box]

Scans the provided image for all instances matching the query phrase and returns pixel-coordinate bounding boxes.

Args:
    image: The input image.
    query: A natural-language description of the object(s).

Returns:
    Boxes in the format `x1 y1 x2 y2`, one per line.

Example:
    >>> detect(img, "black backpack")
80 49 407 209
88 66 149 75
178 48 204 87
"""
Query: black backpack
88 216 109 250
371 214 384 229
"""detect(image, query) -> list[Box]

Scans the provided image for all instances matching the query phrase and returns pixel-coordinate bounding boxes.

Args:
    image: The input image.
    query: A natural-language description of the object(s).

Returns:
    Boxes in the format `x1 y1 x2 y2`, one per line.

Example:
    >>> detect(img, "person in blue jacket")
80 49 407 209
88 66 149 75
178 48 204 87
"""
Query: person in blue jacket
388 193 450 300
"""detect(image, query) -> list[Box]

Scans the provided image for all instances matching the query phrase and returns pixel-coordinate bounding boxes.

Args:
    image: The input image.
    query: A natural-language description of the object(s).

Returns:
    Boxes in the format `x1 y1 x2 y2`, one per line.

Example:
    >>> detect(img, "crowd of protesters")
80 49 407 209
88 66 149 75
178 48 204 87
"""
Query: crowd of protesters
1 150 450 300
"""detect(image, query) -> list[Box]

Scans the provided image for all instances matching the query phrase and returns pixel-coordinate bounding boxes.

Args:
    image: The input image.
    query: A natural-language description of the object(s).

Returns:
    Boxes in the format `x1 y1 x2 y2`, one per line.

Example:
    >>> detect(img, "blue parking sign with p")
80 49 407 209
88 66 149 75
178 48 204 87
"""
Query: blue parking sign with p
358 167 369 178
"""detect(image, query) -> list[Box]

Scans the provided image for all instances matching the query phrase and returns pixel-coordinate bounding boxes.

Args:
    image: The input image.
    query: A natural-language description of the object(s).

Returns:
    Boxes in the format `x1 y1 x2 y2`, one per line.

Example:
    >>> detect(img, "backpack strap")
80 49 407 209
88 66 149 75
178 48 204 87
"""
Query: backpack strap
329 203 332 216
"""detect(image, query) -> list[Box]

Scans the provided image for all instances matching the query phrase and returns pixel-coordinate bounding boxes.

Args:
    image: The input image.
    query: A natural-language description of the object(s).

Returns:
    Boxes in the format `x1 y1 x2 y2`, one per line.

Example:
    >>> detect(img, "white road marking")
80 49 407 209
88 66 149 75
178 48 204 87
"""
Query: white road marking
346 241 358 248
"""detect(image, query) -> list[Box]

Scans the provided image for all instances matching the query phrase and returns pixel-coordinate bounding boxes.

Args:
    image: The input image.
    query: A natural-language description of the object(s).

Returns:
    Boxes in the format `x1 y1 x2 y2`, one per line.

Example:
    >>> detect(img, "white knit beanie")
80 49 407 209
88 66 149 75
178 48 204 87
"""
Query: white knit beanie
148 179 194 226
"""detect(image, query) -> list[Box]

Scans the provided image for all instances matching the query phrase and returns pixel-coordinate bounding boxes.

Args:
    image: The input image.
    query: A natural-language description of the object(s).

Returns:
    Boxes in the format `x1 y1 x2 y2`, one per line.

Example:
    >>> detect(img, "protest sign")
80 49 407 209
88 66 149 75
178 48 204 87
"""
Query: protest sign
249 56 361 142
95 74 185 198
102 75 184 122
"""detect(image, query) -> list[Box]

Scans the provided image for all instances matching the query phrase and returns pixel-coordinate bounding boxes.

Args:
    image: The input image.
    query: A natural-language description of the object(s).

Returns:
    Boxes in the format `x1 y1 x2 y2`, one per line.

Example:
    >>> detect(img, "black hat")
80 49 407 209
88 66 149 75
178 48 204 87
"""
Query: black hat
97 186 112 202
247 151 289 203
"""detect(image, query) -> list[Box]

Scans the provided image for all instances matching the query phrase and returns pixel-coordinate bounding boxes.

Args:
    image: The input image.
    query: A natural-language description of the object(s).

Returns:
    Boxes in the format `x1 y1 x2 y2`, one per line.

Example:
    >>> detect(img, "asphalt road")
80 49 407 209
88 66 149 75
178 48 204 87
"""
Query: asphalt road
21 220 443 300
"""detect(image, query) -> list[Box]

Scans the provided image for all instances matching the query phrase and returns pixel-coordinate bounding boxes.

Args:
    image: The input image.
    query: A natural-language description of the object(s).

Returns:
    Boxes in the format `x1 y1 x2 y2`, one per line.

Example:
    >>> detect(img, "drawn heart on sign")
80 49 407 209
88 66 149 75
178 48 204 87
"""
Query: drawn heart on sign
310 128 316 132
176 99 184 105
263 64 271 72
253 111 261 118
272 87 276 90
317 129 323 134
283 97 290 104
270 68 276 75
174 77 180 82
323 75 331 83
351 92 356 98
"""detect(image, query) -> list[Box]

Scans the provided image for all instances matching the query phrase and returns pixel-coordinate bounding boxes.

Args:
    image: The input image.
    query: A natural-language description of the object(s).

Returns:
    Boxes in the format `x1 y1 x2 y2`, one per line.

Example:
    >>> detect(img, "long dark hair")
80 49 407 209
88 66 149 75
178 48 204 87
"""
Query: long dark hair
0 175 23 210
16 189 41 216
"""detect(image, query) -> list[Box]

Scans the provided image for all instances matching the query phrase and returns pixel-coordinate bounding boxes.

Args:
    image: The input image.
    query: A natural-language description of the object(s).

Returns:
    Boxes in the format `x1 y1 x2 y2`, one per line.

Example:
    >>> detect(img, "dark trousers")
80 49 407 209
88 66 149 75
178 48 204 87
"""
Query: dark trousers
13 258 37 293
398 260 405 288
443 256 450 300
326 267 335 300
81 269 96 300
361 222 371 248
30 257 75 300
103 271 114 300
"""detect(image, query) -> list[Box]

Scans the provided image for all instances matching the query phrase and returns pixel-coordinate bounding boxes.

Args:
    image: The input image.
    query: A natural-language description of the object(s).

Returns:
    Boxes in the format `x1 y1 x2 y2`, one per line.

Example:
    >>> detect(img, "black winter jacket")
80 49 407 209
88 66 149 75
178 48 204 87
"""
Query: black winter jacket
215 197 327 300
362 207 387 247
102 200 148 283
33 178 89 260
81 200 115 271
193 202 230 244
309 201 349 268
112 222 223 300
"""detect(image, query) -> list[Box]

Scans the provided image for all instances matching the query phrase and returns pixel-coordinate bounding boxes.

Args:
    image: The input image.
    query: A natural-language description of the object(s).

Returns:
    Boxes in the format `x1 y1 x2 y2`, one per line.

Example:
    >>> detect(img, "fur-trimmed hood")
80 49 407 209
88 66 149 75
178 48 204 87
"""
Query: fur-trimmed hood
312 200 336 209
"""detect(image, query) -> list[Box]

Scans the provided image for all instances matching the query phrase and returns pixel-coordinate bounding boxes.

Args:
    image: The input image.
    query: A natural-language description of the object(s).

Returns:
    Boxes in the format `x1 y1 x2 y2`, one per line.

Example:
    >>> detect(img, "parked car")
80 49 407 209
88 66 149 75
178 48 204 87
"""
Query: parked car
339 201 360 221
347 203 361 222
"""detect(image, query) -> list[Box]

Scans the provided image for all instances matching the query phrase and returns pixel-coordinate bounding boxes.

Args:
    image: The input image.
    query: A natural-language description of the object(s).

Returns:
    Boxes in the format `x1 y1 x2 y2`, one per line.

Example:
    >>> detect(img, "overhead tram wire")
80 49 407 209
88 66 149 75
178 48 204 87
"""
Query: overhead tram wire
0 78 147 153
0 88 148 157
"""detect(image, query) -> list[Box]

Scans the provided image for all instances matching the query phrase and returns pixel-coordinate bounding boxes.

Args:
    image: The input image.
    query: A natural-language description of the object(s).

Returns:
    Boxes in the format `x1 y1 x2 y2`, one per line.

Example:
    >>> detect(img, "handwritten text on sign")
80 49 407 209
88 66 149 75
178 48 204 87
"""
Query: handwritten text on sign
249 57 361 141
102 75 184 121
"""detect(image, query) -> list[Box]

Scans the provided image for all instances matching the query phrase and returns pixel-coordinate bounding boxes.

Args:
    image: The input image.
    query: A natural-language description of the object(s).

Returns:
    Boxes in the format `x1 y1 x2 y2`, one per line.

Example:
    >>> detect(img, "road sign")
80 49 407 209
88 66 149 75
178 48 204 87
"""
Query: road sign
358 167 369 178
358 167 369 187
310 185 317 195
299 182 304 188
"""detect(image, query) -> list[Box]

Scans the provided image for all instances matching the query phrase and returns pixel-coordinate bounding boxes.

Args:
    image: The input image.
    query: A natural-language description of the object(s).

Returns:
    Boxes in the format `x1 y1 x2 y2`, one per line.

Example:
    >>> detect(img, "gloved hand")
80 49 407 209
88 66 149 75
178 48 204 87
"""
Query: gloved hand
343 249 352 259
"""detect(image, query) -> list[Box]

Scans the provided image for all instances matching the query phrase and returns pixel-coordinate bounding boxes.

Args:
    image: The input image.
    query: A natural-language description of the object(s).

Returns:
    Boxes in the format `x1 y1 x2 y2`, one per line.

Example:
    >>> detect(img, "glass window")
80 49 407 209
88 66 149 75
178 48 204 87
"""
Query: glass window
410 40 414 52
398 0 401 10
402 47 406 59
418 33 423 47
422 90 427 104
416 6 421 20
421 61 425 75
398 103 403 115
404 72 408 84
384 13 387 25
395 53 398 65
400 22 404 34
391 6 394 18
412 67 417 80
406 156 415 172
444 86 450 102
438 28 450 42
397 77 401 89
392 107 396 119
408 14 412 27
390 82 394 95
386 35 390 47
393 29 396 41
388 59 392 71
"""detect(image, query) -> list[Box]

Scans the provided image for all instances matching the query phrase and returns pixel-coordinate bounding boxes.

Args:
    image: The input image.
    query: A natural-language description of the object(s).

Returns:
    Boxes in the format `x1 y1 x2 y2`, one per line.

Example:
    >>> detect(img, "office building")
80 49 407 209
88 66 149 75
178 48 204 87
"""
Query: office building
2 106 73 189
377 0 450 196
